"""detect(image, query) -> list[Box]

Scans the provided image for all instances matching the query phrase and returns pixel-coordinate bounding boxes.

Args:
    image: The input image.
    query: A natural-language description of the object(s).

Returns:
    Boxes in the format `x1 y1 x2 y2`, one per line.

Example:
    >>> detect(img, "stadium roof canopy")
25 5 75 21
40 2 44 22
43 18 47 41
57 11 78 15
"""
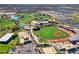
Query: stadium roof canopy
11 15 18 22
0 33 14 42
69 30 79 42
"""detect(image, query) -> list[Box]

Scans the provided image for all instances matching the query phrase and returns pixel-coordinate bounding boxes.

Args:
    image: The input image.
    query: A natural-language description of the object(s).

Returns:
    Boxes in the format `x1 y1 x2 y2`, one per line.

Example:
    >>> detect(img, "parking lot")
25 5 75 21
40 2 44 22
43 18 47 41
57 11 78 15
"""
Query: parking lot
13 42 39 54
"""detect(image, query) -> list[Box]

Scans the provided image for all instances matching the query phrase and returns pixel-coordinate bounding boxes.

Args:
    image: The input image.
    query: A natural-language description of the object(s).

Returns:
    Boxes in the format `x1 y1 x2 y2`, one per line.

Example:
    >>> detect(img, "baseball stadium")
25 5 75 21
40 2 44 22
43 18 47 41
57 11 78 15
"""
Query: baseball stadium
33 25 70 43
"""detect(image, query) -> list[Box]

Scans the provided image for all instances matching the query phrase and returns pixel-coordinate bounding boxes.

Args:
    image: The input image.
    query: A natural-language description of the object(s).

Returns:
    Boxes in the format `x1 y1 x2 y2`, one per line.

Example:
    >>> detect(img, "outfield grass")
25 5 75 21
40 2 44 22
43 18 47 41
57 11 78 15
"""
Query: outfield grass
39 16 48 19
39 39 49 43
34 26 68 43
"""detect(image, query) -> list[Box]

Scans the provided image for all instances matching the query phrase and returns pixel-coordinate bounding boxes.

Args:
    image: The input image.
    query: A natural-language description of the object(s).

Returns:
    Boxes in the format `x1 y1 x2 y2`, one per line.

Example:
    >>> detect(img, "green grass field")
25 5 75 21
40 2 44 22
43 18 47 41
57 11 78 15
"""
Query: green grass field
0 35 19 54
0 17 15 38
32 12 48 19
33 26 68 43
0 13 31 53
0 21 14 29
17 13 31 24
0 15 20 53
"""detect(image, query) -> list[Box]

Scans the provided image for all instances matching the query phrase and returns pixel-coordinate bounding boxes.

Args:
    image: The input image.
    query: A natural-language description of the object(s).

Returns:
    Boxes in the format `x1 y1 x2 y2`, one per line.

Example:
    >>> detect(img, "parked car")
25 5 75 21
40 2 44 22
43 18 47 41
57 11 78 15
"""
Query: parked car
24 40 32 45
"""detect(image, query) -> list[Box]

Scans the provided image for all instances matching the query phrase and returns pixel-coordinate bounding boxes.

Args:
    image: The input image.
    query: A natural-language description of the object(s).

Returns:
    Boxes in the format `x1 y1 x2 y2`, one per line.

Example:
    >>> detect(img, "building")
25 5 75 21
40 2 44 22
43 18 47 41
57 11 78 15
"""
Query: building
31 20 49 26
18 31 29 44
31 21 40 26
0 33 14 42
39 47 57 54
64 42 76 50
64 42 77 53
0 12 16 15
24 25 31 30
54 42 65 51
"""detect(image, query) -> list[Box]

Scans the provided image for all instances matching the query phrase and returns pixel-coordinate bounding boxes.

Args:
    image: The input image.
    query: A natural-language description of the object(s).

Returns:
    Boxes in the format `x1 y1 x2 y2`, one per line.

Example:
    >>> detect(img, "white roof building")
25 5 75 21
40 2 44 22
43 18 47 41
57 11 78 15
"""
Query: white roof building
0 12 16 15
40 47 57 54
0 33 14 42
18 31 29 44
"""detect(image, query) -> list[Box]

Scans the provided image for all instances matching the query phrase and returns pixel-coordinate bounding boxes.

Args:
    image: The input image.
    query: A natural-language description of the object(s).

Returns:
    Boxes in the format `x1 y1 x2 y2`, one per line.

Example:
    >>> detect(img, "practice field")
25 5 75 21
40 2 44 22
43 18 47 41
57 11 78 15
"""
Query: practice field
32 12 48 19
33 26 69 43
17 13 31 24
0 15 20 53
0 35 19 54
0 17 15 38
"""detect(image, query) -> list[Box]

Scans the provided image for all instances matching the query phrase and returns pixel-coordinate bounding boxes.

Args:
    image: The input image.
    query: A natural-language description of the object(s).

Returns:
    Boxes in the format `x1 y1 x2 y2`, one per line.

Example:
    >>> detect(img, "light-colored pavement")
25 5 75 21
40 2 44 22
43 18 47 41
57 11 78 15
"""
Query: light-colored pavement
14 43 39 54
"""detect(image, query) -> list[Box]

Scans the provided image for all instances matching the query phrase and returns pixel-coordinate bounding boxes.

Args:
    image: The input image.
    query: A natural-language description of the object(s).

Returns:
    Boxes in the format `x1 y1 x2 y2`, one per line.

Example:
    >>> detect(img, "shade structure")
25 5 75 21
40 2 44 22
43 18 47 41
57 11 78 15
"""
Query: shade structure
68 30 79 42
19 22 25 28
11 15 18 22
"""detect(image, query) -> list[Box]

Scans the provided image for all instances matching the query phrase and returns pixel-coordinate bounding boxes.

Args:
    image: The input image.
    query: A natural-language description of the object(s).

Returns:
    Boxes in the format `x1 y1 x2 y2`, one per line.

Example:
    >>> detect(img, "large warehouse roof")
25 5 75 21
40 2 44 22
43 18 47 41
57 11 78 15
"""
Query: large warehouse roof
0 33 14 42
